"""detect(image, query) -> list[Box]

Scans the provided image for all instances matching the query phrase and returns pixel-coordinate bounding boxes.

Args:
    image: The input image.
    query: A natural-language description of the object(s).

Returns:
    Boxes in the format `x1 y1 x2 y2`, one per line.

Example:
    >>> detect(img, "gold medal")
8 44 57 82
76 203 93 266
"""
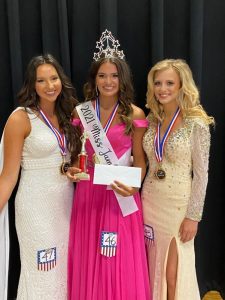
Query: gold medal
61 161 70 175
154 167 166 180
154 107 180 181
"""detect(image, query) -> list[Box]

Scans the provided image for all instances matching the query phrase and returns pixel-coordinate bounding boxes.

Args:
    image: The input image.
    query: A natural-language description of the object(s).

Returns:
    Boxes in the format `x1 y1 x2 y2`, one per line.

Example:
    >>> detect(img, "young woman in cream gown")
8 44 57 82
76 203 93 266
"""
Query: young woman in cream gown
142 59 214 300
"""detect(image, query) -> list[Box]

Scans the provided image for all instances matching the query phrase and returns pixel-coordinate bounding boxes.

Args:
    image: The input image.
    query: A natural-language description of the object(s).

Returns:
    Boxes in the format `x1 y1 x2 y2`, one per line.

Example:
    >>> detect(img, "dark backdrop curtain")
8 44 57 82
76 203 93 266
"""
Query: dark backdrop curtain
0 0 224 299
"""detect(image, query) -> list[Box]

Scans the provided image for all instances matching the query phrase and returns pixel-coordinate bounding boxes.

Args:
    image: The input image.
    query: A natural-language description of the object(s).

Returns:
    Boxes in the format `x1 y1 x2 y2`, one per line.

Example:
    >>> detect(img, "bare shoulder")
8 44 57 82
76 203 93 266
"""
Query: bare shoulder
5 109 31 137
131 104 146 120
7 109 29 125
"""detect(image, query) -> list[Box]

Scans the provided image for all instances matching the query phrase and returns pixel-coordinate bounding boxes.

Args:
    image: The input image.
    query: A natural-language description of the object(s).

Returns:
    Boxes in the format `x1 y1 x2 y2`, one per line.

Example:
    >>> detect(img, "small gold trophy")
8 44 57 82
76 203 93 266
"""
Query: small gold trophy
76 132 90 180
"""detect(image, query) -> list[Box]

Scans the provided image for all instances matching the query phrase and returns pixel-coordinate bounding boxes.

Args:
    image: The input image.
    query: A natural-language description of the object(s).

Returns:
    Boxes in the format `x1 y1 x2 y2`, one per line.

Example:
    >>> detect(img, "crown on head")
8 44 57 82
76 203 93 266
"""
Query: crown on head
93 29 125 61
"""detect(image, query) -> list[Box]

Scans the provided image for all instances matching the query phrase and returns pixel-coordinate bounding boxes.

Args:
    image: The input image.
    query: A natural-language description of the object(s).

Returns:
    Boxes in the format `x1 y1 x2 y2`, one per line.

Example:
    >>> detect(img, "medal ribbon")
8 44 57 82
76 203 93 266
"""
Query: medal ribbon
154 107 180 163
39 110 67 157
96 98 119 133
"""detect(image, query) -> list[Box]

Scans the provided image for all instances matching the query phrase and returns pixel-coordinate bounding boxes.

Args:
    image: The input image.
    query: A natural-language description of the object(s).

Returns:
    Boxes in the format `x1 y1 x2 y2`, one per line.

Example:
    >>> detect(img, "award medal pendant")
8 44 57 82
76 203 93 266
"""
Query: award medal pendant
61 160 70 175
155 167 166 180
154 107 180 181
38 109 71 176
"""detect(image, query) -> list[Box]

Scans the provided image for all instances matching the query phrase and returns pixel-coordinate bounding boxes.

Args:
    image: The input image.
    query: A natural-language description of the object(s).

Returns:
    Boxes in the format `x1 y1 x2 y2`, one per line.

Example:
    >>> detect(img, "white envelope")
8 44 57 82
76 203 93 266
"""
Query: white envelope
93 164 141 187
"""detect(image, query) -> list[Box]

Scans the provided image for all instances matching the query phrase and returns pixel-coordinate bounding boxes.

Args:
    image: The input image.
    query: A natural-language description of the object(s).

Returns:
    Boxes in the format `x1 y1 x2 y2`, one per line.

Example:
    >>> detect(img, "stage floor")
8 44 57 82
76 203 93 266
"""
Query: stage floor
203 291 223 300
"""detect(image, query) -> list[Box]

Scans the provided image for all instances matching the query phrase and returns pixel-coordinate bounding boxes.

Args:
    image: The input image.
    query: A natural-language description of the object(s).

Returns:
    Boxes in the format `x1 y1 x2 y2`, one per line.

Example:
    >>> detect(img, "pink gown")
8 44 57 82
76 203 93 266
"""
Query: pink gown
68 120 151 300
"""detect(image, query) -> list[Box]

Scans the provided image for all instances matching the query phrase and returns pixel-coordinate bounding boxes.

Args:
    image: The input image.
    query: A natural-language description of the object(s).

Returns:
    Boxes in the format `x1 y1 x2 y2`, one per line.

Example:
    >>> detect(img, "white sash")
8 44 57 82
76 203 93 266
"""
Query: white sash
76 101 138 217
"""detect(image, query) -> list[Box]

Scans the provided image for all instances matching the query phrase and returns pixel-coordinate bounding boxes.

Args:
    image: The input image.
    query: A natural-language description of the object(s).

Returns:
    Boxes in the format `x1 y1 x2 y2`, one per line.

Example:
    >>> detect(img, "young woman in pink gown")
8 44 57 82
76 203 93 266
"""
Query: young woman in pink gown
67 30 151 300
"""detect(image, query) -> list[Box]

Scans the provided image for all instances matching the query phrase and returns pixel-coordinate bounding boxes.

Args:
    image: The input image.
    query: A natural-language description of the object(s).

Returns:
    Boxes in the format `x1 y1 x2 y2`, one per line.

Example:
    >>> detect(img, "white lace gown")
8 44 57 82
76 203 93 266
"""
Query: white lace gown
142 115 210 300
14 109 73 299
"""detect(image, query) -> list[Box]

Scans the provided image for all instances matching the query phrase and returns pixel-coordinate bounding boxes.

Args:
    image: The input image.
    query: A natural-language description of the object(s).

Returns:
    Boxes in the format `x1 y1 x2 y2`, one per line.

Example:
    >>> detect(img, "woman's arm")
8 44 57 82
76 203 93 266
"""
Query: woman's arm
67 108 82 181
186 120 210 221
131 105 147 181
179 120 211 242
0 110 30 211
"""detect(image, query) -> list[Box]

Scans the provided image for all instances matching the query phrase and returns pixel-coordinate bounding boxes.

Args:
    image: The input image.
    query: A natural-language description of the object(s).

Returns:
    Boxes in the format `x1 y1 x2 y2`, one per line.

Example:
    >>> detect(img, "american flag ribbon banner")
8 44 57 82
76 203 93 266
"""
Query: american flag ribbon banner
37 247 57 271
144 224 154 247
101 231 117 257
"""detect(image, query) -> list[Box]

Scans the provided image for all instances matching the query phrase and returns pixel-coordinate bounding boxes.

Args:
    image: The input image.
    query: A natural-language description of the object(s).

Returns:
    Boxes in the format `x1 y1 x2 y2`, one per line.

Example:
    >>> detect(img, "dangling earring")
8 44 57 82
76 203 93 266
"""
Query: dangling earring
95 86 99 97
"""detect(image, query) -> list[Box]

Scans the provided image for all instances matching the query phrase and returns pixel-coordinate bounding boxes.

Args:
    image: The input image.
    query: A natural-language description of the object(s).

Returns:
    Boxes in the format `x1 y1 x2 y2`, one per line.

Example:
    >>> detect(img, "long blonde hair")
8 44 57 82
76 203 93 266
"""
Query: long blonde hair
146 59 214 125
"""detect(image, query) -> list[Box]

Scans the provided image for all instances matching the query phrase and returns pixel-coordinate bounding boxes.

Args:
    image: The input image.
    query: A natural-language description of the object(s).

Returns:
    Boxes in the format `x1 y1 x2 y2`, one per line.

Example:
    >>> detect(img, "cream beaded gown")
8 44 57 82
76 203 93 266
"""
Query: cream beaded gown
15 109 73 299
142 114 210 300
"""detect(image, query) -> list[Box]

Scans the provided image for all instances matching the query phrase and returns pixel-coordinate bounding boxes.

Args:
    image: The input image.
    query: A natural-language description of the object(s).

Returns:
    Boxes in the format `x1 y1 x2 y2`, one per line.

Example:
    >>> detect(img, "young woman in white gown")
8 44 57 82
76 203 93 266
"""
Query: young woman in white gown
0 54 80 299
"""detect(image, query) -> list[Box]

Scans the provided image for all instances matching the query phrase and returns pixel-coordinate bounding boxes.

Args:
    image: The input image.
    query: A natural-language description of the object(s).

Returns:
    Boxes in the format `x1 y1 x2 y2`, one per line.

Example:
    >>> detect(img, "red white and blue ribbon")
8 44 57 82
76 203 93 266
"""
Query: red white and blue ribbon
154 107 180 163
39 109 67 157
95 98 119 133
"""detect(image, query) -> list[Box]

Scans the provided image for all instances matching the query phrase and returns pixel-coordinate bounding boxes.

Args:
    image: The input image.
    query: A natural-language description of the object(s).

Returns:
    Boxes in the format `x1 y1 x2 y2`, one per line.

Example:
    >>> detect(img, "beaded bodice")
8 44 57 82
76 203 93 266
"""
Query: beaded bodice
21 109 70 170
143 114 211 221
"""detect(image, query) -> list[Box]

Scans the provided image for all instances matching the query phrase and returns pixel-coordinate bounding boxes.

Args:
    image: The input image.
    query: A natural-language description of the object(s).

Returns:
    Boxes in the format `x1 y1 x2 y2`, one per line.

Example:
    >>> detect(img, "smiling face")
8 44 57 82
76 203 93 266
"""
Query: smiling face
35 64 62 106
95 62 119 100
153 67 181 106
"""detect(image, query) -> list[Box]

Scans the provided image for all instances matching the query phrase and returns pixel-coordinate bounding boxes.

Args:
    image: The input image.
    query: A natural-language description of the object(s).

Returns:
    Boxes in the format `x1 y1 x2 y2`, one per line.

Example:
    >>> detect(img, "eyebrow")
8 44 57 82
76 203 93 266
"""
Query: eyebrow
36 74 58 79
154 79 175 81
97 72 118 74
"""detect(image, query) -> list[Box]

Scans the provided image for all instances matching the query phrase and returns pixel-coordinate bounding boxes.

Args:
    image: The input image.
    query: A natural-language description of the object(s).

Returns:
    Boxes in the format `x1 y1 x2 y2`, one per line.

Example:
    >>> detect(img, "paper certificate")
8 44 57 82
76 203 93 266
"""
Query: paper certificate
93 164 141 188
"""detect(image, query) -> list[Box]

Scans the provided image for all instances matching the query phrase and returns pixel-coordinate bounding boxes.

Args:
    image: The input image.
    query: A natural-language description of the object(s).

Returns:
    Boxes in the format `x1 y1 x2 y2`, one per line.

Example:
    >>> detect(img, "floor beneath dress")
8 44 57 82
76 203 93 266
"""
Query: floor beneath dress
203 291 224 300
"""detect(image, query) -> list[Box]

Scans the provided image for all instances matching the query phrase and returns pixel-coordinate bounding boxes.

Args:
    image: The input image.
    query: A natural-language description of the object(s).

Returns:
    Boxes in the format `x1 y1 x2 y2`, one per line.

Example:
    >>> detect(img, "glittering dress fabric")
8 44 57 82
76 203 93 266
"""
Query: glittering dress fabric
68 120 151 300
142 114 210 300
15 109 73 299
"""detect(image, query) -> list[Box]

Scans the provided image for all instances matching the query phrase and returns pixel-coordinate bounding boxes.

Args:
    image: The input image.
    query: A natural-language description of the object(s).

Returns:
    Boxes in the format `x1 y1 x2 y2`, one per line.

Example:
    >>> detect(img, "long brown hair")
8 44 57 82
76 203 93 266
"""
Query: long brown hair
83 56 135 134
17 53 81 158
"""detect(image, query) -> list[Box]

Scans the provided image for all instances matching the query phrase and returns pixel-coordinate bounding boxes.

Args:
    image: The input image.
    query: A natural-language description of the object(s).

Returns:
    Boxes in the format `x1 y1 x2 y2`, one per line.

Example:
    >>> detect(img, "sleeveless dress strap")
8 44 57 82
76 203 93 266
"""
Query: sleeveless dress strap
72 118 81 127
133 119 149 128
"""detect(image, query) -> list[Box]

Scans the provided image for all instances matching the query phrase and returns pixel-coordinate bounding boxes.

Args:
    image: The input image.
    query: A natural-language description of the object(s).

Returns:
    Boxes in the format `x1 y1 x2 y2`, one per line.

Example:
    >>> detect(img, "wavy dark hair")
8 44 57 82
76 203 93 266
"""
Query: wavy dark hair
83 55 135 134
17 53 81 159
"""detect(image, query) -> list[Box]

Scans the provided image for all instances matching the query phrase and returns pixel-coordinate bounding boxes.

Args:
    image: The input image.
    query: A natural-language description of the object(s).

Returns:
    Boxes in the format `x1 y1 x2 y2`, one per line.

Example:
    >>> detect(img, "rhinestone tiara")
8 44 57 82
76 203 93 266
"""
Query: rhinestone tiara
93 29 125 61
